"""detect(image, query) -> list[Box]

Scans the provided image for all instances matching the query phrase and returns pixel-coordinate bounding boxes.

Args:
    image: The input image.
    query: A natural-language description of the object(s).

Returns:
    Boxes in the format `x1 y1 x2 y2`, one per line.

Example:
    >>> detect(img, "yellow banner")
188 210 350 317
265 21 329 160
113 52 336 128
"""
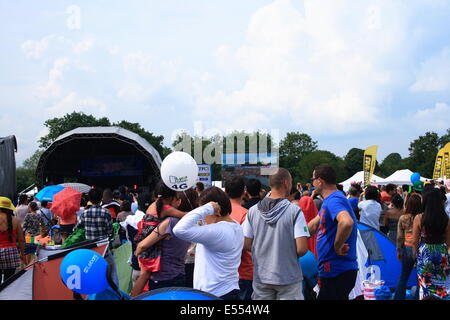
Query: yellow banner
433 148 445 179
443 142 450 178
363 145 378 186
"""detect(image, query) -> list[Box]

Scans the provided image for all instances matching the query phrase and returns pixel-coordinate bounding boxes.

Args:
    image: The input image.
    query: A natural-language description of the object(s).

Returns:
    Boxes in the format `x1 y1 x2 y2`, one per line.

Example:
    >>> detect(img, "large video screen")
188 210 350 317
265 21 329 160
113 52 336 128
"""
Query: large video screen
81 157 143 177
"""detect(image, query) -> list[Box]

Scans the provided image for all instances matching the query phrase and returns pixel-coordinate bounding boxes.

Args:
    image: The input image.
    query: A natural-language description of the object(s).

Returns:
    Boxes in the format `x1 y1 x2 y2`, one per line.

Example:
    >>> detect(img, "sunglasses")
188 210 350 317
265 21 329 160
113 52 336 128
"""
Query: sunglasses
311 176 321 183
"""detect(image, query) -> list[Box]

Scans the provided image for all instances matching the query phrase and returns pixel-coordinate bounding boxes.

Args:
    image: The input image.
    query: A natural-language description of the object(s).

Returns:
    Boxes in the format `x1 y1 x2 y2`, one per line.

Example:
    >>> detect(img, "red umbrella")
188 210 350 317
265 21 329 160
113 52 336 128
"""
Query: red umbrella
51 187 82 220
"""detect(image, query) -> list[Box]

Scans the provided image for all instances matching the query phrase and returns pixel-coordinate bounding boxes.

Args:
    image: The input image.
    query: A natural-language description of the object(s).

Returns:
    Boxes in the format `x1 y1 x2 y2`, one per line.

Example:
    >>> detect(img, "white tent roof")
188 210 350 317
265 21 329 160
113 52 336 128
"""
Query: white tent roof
383 169 430 185
339 171 387 191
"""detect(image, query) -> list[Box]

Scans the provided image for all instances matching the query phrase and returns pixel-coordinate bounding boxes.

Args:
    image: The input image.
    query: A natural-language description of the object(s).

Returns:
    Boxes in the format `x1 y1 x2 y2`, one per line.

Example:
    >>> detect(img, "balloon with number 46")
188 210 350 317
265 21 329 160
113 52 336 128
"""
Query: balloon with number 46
160 152 199 191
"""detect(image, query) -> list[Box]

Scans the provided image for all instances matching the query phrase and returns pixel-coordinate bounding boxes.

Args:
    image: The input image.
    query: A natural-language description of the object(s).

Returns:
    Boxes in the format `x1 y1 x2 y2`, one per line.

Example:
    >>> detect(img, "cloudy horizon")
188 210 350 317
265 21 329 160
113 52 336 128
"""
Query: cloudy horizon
1 0 450 166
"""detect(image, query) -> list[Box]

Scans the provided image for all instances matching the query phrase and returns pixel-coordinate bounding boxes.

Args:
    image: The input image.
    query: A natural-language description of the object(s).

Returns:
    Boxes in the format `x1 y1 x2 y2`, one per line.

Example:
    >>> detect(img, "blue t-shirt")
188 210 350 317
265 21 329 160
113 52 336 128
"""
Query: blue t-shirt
316 191 358 278
348 197 359 211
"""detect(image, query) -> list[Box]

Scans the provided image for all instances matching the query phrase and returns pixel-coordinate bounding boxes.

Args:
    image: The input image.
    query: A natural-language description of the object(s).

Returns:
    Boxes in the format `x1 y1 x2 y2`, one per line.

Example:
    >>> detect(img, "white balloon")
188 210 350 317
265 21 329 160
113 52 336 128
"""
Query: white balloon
160 152 199 191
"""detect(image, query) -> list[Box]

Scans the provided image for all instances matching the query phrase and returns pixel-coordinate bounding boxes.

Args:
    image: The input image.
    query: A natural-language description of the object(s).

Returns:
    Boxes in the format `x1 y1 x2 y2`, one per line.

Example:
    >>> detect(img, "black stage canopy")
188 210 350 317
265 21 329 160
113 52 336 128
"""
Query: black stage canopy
36 127 162 190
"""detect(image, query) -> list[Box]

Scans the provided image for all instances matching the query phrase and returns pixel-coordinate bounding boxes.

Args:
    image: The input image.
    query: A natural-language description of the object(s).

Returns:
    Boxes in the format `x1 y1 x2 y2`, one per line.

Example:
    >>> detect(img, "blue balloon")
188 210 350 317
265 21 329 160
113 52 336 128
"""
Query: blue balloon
410 173 421 183
60 249 109 295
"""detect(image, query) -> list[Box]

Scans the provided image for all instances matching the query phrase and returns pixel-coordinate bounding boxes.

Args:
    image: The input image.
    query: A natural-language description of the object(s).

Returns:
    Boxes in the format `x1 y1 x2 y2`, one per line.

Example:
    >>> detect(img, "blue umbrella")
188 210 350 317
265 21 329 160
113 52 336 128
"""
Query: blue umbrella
35 185 65 201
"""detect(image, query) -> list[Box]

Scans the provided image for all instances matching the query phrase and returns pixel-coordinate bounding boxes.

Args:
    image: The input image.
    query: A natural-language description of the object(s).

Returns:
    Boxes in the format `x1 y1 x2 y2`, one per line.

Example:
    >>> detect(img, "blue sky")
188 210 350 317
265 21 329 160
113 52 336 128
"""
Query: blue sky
1 0 450 166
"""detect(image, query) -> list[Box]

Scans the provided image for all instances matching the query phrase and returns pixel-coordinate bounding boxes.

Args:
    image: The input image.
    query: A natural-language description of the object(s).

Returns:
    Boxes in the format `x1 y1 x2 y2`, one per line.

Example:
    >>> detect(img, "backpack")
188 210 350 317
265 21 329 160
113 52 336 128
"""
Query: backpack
133 213 164 273
134 213 163 243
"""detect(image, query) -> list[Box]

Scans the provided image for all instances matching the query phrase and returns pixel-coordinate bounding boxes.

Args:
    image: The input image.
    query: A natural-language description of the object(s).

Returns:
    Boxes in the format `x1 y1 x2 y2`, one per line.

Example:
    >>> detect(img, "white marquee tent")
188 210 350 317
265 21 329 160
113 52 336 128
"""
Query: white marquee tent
382 169 430 185
339 171 387 191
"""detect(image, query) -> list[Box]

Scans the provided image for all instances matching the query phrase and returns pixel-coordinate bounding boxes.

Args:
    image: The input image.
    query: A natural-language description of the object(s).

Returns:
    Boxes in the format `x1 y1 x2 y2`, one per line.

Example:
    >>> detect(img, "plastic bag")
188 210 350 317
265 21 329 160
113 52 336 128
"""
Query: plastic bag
60 227 86 249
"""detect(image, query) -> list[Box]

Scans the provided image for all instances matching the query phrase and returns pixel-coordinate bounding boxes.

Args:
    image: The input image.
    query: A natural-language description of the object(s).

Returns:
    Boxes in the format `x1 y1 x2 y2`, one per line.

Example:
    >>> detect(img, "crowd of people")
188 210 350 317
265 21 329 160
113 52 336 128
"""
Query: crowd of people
1 165 449 300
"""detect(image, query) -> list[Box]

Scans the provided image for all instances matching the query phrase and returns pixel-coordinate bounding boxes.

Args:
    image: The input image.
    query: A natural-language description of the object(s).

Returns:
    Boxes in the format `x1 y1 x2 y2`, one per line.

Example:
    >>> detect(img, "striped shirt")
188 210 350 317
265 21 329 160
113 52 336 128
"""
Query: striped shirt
77 205 113 240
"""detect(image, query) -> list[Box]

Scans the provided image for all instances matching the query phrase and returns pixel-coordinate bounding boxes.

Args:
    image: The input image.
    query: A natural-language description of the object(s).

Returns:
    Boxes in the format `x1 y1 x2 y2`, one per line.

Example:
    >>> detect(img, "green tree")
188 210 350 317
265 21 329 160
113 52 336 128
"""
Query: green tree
16 149 44 193
295 150 347 183
380 153 403 177
408 131 440 177
39 112 111 149
23 149 44 171
172 132 223 181
344 148 364 178
38 112 169 159
171 131 276 181
438 128 450 149
16 167 35 193
114 120 170 159
279 132 318 180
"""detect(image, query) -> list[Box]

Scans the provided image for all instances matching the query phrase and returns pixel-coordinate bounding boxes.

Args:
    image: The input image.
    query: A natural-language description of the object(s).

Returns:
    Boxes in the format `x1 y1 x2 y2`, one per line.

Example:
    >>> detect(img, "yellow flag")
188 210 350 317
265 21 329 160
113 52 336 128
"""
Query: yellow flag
442 142 450 178
433 147 445 179
363 145 378 186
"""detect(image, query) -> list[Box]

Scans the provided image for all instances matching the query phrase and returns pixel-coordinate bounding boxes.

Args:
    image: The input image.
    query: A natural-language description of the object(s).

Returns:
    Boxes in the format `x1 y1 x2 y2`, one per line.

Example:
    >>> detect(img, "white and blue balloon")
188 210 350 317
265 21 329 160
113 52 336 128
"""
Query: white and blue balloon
60 249 109 295
160 151 198 191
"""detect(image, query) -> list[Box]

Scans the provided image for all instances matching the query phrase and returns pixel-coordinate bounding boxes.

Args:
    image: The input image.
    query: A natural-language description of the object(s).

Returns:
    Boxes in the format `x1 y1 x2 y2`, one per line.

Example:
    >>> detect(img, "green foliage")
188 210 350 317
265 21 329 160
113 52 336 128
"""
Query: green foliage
344 148 364 178
16 149 45 193
379 153 403 177
38 112 167 159
39 112 111 149
16 167 35 193
114 120 166 158
171 131 277 181
294 150 347 183
408 131 440 177
438 128 450 149
22 149 44 171
279 132 318 180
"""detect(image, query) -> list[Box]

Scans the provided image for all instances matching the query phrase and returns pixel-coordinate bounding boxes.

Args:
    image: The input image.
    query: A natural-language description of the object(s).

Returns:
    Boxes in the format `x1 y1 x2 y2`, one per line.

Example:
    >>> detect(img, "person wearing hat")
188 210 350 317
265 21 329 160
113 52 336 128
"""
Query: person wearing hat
413 180 424 193
0 197 25 284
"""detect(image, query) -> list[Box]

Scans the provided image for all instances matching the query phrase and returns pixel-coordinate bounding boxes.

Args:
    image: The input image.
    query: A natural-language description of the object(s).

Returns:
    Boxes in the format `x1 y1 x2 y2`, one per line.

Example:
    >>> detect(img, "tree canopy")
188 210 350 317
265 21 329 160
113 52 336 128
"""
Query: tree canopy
344 148 364 178
408 131 440 177
39 112 169 158
295 150 347 183
279 132 318 180
15 111 450 192
379 153 403 177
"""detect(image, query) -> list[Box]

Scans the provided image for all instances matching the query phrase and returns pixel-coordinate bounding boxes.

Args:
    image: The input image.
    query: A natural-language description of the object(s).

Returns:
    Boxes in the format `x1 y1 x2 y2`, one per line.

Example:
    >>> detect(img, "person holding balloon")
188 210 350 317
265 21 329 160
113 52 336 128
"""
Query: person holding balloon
132 188 197 295
173 187 244 300
129 182 187 297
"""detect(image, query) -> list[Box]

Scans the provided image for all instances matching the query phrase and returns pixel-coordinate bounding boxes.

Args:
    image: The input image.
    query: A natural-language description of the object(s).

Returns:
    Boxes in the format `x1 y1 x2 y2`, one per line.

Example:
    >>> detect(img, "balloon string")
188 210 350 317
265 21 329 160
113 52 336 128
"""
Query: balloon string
183 190 195 211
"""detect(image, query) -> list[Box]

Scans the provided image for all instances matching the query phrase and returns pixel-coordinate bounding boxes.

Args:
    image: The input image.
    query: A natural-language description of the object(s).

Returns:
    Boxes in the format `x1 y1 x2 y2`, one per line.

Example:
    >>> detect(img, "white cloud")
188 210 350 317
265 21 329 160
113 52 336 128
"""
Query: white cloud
410 46 450 92
410 102 450 131
73 36 96 54
21 36 53 59
37 57 70 98
45 92 108 118
193 0 415 134
117 51 179 101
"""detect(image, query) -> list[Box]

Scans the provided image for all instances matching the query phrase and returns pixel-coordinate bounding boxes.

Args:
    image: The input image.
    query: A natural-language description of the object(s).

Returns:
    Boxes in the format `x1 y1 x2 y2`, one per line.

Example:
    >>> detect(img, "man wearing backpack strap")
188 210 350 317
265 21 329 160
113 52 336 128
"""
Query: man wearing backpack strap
39 200 56 227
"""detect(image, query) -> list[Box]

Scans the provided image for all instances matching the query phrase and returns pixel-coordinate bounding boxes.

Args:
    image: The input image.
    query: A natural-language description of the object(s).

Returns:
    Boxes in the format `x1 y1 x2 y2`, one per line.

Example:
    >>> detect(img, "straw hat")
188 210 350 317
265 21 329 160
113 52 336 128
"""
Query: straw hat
0 197 16 211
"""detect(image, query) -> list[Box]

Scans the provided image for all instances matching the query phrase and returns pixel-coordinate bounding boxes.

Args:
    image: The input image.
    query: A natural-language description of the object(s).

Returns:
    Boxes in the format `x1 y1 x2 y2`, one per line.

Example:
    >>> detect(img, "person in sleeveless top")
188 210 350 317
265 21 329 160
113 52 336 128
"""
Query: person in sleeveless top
383 194 405 243
394 194 421 300
0 197 25 283
412 188 450 300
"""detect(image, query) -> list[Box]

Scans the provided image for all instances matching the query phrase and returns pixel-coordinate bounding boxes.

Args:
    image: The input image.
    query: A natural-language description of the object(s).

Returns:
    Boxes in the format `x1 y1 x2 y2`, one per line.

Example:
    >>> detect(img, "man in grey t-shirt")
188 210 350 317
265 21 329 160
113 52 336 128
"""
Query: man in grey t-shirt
242 168 310 300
